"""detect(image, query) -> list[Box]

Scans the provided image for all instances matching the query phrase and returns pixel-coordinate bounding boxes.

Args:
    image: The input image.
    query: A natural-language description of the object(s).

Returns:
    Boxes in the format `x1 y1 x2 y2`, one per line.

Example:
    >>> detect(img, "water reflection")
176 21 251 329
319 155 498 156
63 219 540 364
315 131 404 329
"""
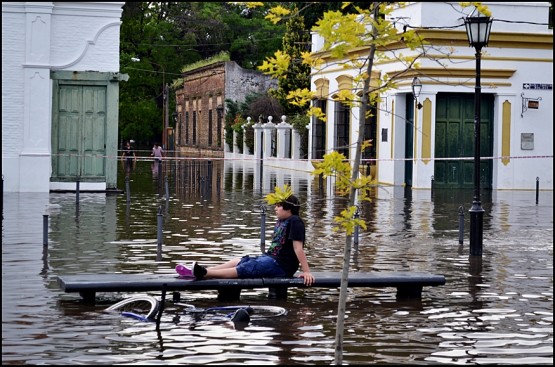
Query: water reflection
1 160 552 365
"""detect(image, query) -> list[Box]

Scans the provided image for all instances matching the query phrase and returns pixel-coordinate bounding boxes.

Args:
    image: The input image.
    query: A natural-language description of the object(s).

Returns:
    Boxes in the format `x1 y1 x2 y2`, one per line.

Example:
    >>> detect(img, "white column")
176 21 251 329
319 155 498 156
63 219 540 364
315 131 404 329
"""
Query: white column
262 116 276 159
292 127 302 160
20 3 54 192
252 116 264 161
275 115 292 159
242 117 251 155
232 131 239 153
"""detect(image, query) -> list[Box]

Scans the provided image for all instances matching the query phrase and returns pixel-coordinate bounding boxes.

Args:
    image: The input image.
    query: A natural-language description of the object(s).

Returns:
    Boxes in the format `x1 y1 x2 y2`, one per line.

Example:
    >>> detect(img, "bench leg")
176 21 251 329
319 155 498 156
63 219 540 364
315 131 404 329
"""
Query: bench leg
268 287 288 300
396 286 422 299
79 291 96 304
217 288 241 301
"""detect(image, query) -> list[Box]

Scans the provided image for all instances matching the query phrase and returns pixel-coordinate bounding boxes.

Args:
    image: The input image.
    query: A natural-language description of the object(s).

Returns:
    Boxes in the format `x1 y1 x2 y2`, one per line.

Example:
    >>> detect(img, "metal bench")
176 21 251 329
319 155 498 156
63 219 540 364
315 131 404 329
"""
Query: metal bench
57 271 446 303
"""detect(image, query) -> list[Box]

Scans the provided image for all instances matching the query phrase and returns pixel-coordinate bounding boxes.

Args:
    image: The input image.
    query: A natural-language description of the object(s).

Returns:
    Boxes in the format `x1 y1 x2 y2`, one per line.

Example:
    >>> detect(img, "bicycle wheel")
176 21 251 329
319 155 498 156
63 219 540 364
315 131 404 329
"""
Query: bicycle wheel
106 295 160 320
203 305 287 319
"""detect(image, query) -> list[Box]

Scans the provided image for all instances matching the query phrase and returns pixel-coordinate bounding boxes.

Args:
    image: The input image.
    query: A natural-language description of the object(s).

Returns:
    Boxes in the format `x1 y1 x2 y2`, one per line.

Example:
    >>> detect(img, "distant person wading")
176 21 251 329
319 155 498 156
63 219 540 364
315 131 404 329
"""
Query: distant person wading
151 143 164 161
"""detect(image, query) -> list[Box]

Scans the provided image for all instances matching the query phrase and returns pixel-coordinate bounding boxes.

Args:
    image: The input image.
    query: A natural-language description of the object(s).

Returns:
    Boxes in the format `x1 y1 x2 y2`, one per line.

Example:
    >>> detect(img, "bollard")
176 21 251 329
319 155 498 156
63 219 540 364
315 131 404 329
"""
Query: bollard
43 207 49 246
165 176 169 201
536 177 539 205
353 207 360 247
157 205 163 252
260 205 266 253
125 176 130 203
458 205 465 245
75 178 80 203
156 284 167 331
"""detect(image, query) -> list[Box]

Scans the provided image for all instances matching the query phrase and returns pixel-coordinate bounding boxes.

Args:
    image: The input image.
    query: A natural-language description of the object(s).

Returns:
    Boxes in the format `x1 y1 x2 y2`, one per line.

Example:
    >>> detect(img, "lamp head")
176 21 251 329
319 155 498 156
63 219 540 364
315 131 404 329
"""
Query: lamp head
411 76 422 100
464 13 493 51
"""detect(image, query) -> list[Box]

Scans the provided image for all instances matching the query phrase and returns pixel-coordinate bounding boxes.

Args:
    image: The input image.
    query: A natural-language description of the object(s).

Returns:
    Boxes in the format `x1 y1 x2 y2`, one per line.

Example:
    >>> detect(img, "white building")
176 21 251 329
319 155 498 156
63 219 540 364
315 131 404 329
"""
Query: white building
308 2 553 191
2 2 125 192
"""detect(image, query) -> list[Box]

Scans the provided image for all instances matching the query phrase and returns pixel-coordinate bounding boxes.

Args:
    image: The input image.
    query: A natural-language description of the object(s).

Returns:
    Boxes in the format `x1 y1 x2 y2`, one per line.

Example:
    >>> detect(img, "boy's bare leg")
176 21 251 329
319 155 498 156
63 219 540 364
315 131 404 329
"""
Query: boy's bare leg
208 258 241 270
205 267 239 279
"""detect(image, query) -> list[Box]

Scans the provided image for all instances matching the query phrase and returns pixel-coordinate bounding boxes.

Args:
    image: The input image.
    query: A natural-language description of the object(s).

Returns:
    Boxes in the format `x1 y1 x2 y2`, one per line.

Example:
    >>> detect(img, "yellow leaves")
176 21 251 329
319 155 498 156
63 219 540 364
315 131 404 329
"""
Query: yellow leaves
312 151 350 176
352 174 375 203
286 88 314 107
301 51 323 68
243 2 264 8
258 50 291 80
264 5 291 24
460 2 492 17
264 184 293 205
312 151 352 196
336 89 355 106
333 206 367 235
308 106 326 123
360 139 373 152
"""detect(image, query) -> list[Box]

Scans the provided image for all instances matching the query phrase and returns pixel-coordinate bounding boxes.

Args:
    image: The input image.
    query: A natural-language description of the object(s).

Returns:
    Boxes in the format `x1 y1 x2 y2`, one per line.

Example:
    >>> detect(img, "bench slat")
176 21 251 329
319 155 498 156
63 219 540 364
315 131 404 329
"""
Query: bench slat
57 271 445 302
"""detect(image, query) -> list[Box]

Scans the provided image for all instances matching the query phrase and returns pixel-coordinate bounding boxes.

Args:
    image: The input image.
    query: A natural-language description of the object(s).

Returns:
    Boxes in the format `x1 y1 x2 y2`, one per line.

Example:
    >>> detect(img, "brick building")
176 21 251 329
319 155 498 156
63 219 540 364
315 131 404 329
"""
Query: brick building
175 60 276 157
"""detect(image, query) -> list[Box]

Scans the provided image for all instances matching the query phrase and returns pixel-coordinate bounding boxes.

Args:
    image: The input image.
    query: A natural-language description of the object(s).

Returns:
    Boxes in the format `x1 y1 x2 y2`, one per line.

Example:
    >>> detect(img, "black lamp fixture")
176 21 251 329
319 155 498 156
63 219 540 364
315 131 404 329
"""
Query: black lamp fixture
463 9 492 257
411 76 423 110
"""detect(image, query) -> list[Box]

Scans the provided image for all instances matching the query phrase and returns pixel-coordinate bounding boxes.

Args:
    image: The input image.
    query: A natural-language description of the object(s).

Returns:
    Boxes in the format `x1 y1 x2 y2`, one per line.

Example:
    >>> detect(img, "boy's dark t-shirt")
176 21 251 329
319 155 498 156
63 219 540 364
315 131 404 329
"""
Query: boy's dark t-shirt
265 215 305 276
123 146 134 160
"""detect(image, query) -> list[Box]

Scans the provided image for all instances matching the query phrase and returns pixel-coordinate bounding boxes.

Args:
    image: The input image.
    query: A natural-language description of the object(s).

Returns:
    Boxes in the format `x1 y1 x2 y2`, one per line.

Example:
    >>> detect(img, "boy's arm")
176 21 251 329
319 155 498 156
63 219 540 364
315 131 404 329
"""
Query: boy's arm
293 240 314 286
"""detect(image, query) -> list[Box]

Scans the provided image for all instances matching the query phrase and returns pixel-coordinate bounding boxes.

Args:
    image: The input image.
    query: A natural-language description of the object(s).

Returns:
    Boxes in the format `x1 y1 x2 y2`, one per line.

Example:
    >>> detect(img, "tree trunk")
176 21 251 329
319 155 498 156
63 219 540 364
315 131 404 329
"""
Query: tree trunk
333 4 380 365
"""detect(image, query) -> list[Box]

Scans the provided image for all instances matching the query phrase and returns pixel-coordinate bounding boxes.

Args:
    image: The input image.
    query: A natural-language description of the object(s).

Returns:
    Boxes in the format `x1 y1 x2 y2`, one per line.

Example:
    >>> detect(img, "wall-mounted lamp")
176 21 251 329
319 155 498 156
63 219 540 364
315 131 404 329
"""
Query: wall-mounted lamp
521 93 542 117
381 96 389 115
412 76 423 109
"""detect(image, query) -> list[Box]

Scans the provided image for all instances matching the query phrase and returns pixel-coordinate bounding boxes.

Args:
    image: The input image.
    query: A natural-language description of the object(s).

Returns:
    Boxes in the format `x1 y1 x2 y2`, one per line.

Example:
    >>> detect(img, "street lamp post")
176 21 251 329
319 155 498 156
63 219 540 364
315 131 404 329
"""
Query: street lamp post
464 12 492 257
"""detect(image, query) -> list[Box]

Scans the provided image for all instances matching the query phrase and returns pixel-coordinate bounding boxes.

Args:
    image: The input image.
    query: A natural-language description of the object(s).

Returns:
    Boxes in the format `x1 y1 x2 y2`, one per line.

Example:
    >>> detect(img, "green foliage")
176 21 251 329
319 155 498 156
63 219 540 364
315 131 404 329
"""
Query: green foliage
272 7 311 116
288 114 309 158
181 51 230 73
119 2 286 145
334 206 367 235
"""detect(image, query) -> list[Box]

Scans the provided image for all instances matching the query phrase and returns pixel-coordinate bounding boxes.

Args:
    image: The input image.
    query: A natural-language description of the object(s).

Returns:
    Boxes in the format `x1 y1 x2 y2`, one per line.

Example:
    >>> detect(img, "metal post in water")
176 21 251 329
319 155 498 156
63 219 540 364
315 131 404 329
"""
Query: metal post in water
75 178 80 203
353 207 360 248
431 175 434 198
125 176 130 203
260 205 266 253
43 207 49 246
536 177 539 205
156 284 167 331
165 176 169 201
157 205 163 253
458 205 465 245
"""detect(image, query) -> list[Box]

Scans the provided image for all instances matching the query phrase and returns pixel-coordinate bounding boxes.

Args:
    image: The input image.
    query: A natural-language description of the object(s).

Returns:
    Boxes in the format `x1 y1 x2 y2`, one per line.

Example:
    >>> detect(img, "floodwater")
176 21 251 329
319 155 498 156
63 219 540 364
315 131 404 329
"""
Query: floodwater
2 159 553 365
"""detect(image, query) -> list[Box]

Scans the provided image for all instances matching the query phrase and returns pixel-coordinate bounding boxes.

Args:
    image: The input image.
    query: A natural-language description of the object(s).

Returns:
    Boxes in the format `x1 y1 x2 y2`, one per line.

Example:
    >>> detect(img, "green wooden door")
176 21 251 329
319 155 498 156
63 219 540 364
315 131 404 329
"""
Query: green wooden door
434 93 493 189
53 85 107 180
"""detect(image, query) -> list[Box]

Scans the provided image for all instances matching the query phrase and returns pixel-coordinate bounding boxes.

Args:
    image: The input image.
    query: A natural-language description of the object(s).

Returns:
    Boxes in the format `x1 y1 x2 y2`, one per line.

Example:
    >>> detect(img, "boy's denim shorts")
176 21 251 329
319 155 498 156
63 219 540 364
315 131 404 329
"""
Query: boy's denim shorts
236 255 287 278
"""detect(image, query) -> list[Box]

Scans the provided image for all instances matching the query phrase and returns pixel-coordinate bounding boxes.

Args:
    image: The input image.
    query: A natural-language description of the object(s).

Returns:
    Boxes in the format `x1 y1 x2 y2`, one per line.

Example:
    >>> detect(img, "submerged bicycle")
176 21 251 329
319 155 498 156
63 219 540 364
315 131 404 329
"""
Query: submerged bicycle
105 295 287 328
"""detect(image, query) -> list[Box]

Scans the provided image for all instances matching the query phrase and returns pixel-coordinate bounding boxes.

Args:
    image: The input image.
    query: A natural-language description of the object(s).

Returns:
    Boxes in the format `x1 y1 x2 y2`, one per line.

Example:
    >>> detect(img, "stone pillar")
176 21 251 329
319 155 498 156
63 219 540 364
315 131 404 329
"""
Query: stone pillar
262 116 276 159
252 116 264 161
291 127 302 160
242 117 251 155
232 131 237 153
275 115 292 159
